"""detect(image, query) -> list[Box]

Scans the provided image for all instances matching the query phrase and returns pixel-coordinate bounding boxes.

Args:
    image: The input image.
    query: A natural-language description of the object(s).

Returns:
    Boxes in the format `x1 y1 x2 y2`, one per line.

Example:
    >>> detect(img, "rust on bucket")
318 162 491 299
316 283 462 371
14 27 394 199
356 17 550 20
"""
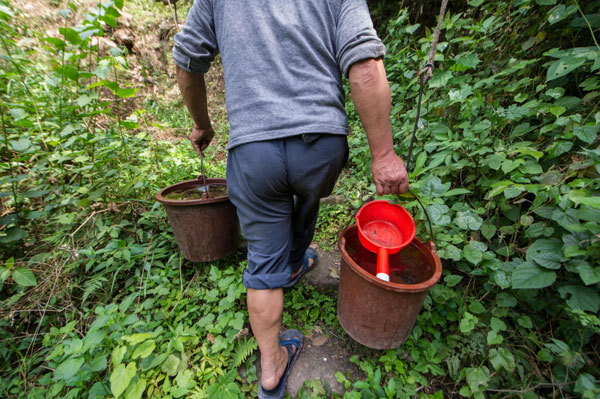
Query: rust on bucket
156 178 240 262
337 225 442 349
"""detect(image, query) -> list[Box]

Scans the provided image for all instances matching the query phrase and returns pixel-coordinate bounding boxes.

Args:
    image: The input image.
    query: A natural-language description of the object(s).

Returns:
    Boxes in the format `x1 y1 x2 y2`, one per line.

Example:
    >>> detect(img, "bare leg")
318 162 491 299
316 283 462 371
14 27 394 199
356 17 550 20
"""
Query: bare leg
247 288 296 390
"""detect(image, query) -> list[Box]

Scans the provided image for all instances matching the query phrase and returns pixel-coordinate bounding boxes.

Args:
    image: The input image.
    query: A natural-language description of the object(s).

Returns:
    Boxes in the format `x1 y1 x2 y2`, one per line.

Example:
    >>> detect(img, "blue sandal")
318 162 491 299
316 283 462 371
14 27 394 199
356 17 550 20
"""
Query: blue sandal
258 330 304 399
283 248 318 288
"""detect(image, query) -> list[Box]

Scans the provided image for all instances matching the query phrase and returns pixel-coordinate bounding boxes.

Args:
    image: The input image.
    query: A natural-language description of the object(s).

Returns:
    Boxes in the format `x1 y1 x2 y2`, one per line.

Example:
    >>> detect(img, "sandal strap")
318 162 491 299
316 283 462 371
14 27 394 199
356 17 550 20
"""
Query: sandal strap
279 337 301 348
260 337 300 397
291 249 316 274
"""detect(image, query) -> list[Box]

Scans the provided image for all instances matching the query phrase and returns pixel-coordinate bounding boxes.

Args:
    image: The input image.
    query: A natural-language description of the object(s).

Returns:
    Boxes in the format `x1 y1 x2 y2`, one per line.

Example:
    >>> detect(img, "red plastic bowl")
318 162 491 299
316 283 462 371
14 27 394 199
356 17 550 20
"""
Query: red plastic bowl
355 200 416 281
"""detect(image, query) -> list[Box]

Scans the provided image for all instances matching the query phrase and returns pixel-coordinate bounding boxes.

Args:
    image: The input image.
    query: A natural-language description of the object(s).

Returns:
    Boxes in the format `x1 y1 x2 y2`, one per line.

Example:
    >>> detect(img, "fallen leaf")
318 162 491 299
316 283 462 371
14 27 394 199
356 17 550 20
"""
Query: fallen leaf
206 333 214 344
312 335 328 347
329 266 339 279
234 328 248 339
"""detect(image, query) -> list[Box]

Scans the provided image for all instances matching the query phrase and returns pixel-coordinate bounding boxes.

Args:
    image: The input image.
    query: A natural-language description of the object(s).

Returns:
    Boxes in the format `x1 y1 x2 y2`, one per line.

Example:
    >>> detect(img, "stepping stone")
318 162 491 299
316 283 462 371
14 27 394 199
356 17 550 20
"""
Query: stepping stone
300 245 340 291
286 328 363 397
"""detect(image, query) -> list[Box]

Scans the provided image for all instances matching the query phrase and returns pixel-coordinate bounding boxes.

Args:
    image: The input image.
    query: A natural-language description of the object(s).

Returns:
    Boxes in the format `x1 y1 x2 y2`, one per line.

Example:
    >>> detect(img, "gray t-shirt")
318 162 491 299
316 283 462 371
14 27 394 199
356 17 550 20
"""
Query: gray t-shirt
173 0 385 149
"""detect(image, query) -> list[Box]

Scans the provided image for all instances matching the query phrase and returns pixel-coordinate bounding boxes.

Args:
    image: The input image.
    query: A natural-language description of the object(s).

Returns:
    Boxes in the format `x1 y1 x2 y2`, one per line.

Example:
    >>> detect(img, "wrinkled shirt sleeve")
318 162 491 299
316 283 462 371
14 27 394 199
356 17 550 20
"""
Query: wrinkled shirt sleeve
336 0 386 77
172 0 218 74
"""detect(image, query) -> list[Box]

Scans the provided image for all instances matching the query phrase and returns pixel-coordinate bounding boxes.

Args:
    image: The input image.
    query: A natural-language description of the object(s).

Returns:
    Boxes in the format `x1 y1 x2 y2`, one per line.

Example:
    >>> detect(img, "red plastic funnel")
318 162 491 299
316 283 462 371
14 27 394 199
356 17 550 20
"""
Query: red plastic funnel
355 200 416 281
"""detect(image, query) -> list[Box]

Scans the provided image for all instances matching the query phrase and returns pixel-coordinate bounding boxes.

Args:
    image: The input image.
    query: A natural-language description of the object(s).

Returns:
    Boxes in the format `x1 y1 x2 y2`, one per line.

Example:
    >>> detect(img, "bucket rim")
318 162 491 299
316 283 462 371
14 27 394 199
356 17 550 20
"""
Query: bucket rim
156 178 230 206
338 225 442 293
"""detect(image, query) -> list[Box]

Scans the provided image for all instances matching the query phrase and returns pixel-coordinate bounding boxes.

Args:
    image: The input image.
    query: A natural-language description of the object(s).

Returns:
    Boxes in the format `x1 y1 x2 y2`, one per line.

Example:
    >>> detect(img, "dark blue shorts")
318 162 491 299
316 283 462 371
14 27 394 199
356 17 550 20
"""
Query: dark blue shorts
226 134 348 289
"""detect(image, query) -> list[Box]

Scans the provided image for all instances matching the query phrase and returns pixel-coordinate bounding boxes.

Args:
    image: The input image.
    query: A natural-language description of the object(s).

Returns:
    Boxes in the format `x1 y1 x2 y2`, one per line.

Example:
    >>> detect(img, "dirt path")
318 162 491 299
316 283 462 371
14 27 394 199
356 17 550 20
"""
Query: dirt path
285 246 365 397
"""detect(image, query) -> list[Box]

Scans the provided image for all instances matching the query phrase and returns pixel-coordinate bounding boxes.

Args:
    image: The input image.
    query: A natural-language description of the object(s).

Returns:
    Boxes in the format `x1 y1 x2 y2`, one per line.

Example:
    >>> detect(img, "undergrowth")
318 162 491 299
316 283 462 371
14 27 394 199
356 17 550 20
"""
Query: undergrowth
1 0 599 398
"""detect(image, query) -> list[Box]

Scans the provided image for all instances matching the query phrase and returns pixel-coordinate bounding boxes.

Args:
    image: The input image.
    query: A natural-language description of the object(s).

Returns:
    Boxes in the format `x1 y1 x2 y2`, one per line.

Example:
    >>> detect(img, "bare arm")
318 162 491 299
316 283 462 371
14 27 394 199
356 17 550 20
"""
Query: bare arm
349 58 409 195
176 65 215 154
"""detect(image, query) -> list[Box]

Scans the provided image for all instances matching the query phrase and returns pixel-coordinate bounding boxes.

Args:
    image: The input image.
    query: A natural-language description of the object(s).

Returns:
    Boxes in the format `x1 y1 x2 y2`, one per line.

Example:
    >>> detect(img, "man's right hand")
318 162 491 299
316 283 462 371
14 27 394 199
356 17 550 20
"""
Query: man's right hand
189 126 215 155
371 151 409 195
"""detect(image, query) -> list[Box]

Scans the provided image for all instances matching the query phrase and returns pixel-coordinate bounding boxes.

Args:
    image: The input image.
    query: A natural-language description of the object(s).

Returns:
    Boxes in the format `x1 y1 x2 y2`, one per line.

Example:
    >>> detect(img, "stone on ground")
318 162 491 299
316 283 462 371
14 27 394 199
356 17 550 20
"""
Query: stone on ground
286 330 361 397
300 245 341 291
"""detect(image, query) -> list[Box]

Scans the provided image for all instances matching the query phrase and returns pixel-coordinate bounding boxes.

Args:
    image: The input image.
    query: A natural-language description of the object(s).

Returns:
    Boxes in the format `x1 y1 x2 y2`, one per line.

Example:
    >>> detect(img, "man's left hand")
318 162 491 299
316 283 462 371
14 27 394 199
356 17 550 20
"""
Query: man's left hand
371 151 409 195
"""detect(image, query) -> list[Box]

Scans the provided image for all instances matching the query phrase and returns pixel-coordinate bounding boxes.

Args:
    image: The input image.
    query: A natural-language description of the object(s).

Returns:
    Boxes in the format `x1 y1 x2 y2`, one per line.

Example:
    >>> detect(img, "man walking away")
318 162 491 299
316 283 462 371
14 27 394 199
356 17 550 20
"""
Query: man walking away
173 1 408 397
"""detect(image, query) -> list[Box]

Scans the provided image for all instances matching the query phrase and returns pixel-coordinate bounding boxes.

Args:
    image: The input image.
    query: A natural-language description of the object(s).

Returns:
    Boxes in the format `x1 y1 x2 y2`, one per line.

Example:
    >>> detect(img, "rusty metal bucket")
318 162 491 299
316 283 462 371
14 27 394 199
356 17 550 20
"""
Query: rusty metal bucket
156 178 240 262
337 225 442 349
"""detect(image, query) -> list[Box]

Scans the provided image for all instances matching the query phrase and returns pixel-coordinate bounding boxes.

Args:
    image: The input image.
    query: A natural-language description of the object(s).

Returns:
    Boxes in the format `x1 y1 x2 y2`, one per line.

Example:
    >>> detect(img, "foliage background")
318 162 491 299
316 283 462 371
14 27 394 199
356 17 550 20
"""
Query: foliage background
0 0 599 398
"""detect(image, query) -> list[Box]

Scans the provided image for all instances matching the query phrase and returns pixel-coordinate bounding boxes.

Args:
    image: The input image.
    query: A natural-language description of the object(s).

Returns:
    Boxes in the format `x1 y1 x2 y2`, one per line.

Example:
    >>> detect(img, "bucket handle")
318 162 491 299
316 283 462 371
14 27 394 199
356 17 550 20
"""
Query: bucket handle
198 150 209 194
345 189 435 245
406 189 435 245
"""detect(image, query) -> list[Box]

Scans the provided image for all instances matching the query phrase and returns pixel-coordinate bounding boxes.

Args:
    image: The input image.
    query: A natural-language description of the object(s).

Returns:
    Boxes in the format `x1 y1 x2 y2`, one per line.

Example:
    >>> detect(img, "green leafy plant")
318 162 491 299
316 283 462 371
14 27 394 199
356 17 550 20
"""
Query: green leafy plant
1 0 599 398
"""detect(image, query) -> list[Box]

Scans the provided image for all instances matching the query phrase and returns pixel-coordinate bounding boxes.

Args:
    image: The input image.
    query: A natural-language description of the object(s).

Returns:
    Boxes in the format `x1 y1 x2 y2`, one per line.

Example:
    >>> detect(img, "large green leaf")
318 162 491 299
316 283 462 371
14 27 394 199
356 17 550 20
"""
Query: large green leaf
161 354 180 376
487 330 503 345
148 353 168 369
551 208 579 231
465 367 490 393
83 328 107 352
122 333 153 346
463 242 484 265
489 348 515 372
205 371 242 399
526 238 563 269
132 340 155 360
455 52 480 70
0 267 10 283
444 274 463 287
115 87 138 98
89 354 107 373
44 36 66 49
577 264 600 286
12 267 37 287
459 312 478 333
454 210 483 231
427 203 450 226
110 362 136 398
504 185 525 199
76 93 98 107
440 244 461 261
481 223 496 240
490 317 507 331
512 262 556 289
419 176 450 198
112 346 127 367
54 356 84 381
547 4 577 25
574 374 598 397
546 56 587 81
9 138 31 151
124 378 146 399
487 180 512 198
0 226 26 243
59 27 81 45
558 285 600 312
574 125 599 144
578 197 600 209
